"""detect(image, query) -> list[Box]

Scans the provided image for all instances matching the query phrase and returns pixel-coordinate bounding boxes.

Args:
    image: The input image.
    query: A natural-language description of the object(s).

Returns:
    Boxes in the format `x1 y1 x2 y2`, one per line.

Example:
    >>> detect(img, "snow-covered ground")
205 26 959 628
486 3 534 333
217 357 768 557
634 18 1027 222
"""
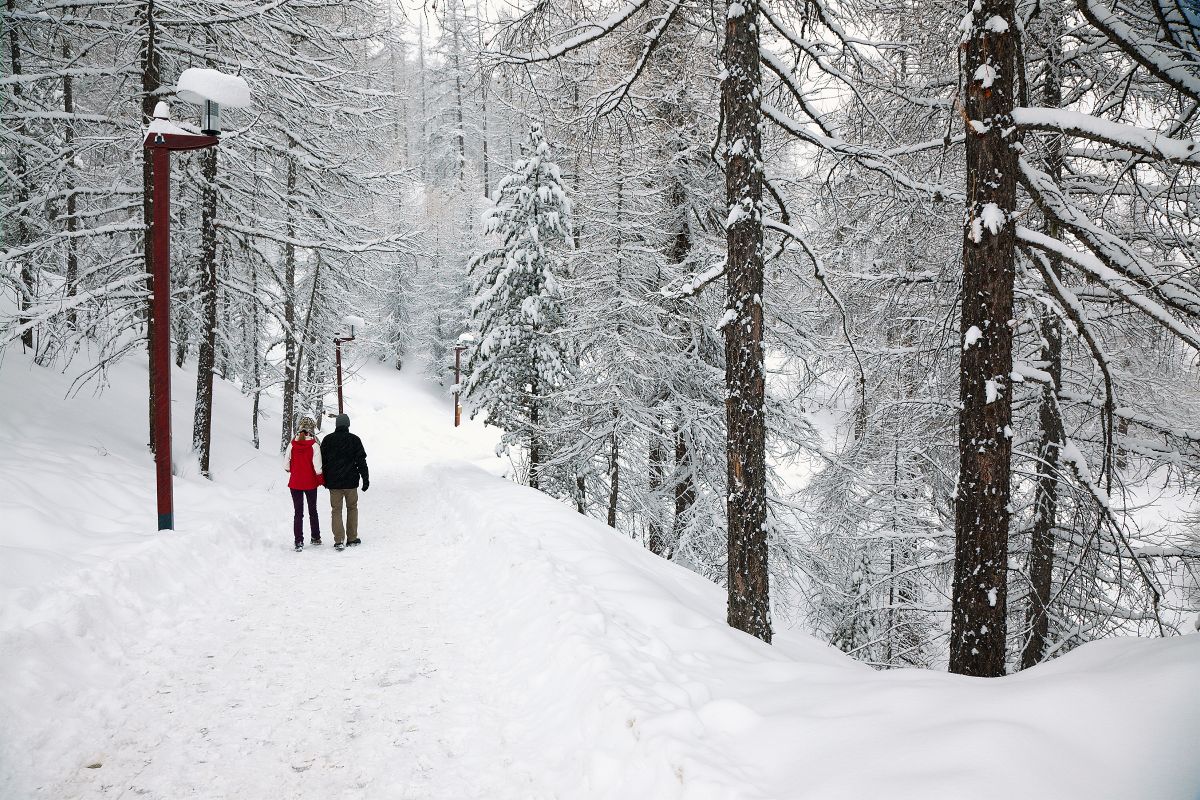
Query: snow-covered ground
2 352 1198 799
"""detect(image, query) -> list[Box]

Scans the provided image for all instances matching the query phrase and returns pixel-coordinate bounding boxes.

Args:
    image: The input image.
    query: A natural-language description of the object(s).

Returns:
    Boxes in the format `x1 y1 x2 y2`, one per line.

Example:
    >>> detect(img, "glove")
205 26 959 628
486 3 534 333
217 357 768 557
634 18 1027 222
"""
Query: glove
361 479 370 492
316 474 325 487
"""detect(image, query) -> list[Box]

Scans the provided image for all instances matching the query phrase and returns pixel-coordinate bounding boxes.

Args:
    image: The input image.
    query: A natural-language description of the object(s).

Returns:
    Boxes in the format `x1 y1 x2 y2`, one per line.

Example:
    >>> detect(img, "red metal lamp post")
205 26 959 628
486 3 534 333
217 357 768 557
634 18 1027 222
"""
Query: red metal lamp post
144 105 219 531
453 344 467 427
451 333 475 427
144 69 250 531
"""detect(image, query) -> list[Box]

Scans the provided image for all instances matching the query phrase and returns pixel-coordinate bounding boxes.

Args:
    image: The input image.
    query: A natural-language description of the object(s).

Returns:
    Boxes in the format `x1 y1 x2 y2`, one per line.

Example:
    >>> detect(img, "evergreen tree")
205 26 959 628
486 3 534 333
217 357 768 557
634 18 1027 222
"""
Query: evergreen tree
464 123 573 489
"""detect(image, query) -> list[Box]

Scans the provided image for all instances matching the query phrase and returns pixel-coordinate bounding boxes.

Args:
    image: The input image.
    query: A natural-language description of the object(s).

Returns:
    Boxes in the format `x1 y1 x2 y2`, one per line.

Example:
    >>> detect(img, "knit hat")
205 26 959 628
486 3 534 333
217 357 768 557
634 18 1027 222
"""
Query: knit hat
335 413 350 429
297 415 316 434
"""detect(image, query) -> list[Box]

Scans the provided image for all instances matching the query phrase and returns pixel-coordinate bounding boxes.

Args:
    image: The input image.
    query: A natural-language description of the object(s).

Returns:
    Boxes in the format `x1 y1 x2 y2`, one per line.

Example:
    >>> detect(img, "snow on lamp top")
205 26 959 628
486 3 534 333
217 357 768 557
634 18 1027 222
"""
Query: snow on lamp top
342 315 366 338
146 101 198 138
176 68 251 108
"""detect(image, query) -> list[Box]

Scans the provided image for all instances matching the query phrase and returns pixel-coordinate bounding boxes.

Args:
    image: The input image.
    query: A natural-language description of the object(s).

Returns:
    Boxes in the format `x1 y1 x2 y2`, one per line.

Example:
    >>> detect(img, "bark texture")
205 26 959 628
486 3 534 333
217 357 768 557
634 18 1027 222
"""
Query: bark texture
7 0 35 351
280 136 298 452
192 145 219 478
723 0 771 643
950 0 1018 677
1022 10 1064 670
141 0 160 450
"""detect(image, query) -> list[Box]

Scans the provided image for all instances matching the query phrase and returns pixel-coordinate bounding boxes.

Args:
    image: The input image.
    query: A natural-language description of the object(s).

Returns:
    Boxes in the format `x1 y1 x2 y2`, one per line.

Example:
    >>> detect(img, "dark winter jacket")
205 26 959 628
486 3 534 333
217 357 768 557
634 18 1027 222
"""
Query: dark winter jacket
320 427 369 490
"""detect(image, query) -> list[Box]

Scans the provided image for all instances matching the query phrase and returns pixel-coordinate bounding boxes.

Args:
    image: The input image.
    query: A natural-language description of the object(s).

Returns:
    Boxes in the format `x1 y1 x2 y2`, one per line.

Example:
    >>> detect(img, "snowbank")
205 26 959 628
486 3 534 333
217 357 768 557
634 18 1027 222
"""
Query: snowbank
0 352 283 792
432 462 1200 800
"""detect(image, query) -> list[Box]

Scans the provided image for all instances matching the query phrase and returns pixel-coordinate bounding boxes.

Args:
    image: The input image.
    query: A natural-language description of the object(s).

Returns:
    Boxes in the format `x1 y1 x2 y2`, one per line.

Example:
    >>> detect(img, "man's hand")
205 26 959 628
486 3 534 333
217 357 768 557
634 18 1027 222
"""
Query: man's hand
361 479 370 492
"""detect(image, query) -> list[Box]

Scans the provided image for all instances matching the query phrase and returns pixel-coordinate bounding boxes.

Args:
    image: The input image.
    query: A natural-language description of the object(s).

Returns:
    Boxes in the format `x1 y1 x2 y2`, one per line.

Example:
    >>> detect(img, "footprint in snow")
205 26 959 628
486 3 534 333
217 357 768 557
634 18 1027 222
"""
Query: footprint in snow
378 667 417 688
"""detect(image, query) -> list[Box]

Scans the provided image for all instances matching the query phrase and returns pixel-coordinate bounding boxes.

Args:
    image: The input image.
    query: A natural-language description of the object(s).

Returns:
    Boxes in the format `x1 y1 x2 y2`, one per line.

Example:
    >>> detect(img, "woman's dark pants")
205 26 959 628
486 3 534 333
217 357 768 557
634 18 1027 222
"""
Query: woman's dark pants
290 488 320 545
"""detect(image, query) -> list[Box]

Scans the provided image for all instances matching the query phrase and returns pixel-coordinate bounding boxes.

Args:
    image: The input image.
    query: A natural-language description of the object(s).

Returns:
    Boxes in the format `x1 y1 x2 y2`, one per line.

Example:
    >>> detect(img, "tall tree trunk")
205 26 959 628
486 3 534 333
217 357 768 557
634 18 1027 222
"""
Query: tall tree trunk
173 204 192 368
674 421 695 540
417 19 428 183
723 0 771 643
950 0 1018 677
475 0 489 196
7 0 35 350
480 76 490 197
250 259 262 450
386 2 406 159
280 137 298 451
62 39 78 329
528 377 540 490
667 176 696 539
1022 315 1062 668
305 301 325 426
192 145 219 478
607 419 620 528
451 27 467 191
648 420 668 556
142 0 160 450
1021 6 1064 670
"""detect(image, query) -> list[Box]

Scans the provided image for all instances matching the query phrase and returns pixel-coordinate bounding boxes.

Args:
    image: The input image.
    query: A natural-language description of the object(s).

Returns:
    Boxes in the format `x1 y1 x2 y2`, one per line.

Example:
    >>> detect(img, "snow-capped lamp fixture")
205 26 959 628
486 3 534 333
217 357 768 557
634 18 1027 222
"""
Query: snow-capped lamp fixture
143 69 249 533
342 315 366 340
175 67 251 136
333 316 364 417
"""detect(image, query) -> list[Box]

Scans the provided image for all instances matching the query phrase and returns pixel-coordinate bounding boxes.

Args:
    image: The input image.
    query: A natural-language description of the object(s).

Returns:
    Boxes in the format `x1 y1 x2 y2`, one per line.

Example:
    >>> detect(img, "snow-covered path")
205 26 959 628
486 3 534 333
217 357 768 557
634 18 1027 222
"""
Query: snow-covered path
4 359 1199 800
43 468 541 799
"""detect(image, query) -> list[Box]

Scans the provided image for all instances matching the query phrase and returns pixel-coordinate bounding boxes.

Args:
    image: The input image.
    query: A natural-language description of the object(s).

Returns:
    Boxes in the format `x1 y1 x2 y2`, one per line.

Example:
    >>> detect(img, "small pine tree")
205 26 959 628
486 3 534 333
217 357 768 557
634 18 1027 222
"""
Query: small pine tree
464 123 573 489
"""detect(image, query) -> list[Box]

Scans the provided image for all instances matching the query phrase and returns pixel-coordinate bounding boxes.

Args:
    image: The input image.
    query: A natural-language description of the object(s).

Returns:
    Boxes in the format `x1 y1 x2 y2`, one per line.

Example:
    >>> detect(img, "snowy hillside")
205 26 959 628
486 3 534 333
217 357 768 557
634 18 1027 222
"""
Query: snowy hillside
1 351 1197 799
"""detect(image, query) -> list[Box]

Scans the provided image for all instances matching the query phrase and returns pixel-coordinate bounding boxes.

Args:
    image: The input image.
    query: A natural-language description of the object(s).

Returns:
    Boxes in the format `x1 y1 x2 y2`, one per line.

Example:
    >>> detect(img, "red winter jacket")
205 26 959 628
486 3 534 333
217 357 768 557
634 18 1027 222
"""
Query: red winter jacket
284 437 324 490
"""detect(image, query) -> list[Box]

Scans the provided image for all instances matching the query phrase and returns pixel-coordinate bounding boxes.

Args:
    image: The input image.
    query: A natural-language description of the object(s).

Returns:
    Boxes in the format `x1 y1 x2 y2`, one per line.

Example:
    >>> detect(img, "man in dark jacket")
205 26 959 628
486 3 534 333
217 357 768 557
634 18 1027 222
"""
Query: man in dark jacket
320 413 370 551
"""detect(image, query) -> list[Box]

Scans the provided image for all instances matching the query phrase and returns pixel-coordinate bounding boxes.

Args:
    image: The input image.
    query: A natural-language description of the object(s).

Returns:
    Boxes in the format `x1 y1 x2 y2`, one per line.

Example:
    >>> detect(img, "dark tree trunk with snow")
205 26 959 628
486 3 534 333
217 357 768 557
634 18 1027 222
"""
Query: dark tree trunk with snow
723 0 771 644
608 409 620 528
280 138 298 452
528 377 540 490
62 40 78 329
674 423 695 539
141 0 160 451
480 81 490 197
649 421 668 557
7 0 35 351
1021 17 1064 670
1022 315 1061 668
667 179 697 541
192 146 219 478
950 0 1018 677
250 260 262 451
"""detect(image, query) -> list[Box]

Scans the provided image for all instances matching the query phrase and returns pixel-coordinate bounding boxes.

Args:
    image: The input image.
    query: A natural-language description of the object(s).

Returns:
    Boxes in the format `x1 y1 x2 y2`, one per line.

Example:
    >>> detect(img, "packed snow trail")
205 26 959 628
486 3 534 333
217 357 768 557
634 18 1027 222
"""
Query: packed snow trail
1 360 545 799
36 473 546 799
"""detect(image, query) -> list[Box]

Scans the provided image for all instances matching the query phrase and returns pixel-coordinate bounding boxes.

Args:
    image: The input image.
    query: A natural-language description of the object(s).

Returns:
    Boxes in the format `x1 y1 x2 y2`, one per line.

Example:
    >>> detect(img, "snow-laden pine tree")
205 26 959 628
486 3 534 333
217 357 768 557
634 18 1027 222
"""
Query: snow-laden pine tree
464 123 573 490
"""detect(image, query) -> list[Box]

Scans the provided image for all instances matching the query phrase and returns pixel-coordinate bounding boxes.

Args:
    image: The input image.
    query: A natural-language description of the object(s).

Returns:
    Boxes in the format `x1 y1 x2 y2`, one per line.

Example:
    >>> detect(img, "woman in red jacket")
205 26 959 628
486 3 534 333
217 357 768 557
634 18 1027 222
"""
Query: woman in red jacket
284 415 324 551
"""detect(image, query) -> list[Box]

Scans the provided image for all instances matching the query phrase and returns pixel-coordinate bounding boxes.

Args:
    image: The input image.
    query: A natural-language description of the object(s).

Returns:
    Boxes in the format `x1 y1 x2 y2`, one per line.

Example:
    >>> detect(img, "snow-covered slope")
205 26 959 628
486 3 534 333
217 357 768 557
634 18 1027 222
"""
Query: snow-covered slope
436 464 1200 799
2 351 1198 799
0 352 284 781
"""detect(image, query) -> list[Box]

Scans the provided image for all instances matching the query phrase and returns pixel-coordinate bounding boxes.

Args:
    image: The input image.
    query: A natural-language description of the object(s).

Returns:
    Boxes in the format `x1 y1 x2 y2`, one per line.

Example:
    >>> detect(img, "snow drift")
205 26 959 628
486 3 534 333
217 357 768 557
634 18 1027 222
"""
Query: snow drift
434 463 1200 799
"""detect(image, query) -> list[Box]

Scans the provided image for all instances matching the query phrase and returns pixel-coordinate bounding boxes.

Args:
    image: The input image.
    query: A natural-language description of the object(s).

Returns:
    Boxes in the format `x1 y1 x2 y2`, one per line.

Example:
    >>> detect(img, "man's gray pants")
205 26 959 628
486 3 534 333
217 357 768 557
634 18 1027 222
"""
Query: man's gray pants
328 488 359 544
